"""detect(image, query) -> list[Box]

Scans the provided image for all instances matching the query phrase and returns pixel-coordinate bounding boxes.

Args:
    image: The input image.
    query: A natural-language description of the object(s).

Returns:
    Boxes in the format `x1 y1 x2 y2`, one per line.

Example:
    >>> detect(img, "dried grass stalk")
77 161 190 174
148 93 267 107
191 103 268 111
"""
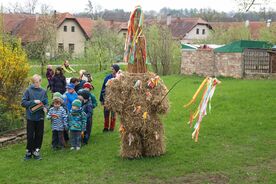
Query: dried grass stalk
105 72 169 158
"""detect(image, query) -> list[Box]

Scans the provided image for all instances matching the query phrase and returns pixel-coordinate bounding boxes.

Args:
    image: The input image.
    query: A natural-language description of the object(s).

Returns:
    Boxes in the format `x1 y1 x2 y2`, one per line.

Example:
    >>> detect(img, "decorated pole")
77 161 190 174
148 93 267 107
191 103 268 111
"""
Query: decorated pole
124 5 147 73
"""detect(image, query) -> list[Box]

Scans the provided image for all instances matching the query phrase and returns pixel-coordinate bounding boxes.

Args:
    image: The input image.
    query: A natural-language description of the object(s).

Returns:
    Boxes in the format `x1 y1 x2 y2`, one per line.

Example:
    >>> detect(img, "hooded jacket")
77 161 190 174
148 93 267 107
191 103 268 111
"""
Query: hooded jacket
21 85 48 121
68 109 87 131
52 74 66 94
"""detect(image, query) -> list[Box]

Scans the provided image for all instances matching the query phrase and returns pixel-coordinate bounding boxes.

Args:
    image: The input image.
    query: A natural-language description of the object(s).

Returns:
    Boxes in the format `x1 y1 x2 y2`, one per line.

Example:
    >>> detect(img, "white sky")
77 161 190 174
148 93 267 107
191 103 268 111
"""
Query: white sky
0 0 241 13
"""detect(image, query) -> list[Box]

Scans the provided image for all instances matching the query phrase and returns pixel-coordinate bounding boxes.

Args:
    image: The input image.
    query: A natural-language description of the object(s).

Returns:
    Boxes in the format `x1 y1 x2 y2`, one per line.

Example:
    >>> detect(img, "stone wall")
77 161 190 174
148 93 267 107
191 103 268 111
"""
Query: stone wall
181 50 243 78
0 129 26 148
181 49 215 76
215 53 243 78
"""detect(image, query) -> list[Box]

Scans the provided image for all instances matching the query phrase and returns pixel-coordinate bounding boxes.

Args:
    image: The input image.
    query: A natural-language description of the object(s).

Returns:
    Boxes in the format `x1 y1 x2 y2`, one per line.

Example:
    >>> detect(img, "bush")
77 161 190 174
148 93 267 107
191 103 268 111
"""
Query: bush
145 24 182 75
0 36 29 133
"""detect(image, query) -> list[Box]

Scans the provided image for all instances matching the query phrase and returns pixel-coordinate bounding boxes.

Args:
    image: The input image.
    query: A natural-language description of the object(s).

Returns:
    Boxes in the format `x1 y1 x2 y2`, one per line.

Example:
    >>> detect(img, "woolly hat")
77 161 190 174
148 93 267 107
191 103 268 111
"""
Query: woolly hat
66 83 75 89
72 99 82 108
52 92 64 103
78 90 90 100
83 82 94 90
112 64 120 72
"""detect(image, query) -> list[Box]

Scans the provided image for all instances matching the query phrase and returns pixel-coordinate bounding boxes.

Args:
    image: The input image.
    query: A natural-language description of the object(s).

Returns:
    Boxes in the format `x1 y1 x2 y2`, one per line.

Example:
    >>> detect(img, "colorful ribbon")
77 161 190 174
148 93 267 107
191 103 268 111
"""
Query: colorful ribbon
184 77 221 142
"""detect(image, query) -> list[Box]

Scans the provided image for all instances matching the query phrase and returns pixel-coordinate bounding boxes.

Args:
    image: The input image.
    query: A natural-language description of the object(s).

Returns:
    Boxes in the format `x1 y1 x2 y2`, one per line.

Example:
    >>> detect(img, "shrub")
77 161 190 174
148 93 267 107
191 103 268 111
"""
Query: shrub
0 36 30 133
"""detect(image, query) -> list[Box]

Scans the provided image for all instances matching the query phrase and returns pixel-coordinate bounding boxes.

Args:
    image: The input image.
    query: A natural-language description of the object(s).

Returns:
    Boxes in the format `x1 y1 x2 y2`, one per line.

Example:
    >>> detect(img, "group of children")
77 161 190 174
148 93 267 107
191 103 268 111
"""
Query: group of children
22 63 119 160
47 81 97 151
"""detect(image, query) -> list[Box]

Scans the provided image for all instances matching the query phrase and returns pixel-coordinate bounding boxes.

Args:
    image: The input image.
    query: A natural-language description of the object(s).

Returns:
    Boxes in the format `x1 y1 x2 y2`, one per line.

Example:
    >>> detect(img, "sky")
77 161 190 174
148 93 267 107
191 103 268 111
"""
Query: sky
0 0 241 13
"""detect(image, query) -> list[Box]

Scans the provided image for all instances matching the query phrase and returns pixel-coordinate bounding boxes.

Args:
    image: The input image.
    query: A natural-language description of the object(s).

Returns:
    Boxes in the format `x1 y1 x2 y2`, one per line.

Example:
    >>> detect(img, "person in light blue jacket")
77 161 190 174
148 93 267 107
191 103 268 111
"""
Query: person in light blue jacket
63 83 78 144
63 83 78 112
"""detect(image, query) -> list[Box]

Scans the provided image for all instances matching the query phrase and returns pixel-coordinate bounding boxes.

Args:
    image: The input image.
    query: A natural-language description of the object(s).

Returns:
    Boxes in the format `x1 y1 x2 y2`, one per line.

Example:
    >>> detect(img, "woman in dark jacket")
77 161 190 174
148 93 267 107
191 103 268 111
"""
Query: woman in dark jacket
51 67 66 95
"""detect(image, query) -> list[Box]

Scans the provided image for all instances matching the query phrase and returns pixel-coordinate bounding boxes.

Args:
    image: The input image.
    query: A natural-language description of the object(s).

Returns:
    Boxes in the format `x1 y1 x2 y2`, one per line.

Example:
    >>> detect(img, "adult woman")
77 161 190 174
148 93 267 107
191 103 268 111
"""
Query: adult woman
51 67 67 95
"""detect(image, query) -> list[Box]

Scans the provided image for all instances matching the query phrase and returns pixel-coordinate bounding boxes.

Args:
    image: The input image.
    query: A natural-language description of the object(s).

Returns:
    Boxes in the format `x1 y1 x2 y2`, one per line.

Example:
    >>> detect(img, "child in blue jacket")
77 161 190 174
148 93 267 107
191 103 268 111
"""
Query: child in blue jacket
63 83 78 112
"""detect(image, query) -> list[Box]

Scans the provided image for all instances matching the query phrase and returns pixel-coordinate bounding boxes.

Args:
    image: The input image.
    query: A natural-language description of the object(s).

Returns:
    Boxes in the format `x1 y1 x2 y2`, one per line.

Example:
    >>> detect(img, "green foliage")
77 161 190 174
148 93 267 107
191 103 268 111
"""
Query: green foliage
202 25 252 44
85 19 124 72
0 35 29 133
24 41 45 59
145 24 181 75
259 24 276 44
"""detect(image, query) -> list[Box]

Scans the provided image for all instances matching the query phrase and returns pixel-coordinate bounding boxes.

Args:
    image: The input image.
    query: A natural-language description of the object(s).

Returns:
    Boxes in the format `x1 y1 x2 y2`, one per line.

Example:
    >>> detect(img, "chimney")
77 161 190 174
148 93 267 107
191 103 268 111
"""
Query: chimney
245 20 249 27
267 19 271 27
167 14 171 26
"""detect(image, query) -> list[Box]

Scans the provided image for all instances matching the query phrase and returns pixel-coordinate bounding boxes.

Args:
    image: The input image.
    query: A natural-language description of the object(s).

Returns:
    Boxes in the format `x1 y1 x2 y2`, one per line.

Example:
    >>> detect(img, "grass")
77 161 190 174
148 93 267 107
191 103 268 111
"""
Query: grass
0 70 275 184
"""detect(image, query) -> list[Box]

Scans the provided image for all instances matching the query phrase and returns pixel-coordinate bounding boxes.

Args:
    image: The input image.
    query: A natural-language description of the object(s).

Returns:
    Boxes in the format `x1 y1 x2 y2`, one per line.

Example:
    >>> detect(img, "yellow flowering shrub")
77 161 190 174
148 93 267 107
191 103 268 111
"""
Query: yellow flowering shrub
0 37 30 132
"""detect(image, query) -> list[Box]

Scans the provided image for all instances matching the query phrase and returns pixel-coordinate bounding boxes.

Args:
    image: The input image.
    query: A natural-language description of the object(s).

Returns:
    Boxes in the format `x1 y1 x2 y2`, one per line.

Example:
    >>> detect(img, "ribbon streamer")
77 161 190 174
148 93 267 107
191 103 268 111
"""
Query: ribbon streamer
184 77 221 142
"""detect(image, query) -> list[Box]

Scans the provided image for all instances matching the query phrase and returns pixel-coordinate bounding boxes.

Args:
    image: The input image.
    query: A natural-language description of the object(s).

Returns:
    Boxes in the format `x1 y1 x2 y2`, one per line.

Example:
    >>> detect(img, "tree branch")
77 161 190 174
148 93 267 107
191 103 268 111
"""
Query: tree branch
246 0 256 12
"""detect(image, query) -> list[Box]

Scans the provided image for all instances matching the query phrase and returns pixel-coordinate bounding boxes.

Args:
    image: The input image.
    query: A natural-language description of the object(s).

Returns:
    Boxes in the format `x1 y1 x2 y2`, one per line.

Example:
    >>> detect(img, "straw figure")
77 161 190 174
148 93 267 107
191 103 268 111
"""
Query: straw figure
105 6 169 158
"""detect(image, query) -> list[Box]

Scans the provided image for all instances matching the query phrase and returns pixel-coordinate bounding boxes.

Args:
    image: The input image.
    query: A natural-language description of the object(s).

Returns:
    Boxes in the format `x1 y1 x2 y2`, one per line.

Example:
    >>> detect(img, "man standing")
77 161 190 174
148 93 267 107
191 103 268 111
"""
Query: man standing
99 64 120 132
21 74 48 160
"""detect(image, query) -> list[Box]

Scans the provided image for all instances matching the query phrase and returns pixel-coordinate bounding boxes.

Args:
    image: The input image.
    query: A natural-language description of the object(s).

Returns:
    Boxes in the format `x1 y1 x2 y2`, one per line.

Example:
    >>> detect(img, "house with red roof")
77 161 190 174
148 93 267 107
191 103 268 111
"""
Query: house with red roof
140 16 213 43
2 12 99 56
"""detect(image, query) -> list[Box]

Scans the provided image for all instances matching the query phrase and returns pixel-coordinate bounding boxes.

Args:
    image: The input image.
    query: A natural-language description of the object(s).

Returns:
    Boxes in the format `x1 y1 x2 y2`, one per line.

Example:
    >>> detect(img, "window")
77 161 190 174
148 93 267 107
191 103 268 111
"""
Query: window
196 28 199 35
71 26 75 32
202 29 205 35
64 26 67 32
58 43 64 52
69 43 75 53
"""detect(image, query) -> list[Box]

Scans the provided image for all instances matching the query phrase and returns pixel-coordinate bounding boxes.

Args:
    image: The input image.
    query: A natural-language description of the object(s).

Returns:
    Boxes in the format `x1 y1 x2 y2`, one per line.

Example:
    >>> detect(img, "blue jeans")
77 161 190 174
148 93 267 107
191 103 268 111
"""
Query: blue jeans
70 131 81 148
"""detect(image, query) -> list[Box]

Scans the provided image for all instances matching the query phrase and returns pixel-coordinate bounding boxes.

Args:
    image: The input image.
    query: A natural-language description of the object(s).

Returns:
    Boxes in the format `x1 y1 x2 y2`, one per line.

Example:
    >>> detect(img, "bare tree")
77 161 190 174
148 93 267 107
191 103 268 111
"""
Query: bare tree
236 0 271 12
85 0 94 19
25 0 38 14
6 0 39 14
37 14 56 74
40 3 52 14
7 2 24 13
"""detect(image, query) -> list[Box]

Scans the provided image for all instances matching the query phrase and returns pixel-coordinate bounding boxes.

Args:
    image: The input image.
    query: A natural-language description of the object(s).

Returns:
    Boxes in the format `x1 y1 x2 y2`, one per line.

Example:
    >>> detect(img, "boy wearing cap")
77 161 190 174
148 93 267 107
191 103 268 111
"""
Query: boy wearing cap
47 95 68 149
78 90 93 144
68 99 87 150
100 64 119 132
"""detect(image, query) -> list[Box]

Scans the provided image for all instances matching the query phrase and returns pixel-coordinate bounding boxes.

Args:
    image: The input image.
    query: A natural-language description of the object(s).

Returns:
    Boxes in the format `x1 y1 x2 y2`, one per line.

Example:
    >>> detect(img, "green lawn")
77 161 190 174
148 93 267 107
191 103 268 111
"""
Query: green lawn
0 72 275 184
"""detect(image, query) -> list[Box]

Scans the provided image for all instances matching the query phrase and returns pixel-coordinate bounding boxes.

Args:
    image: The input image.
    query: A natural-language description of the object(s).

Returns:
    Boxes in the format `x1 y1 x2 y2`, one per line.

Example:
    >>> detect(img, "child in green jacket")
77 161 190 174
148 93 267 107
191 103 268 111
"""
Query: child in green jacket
68 99 87 150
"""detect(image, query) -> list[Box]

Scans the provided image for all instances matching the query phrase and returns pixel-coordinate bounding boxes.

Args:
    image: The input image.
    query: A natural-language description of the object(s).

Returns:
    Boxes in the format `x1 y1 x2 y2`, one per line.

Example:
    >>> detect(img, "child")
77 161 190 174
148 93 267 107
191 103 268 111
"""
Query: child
21 74 48 160
79 82 97 110
79 82 97 138
46 65 54 91
68 99 87 150
63 83 78 112
70 77 85 93
78 90 93 144
47 95 68 150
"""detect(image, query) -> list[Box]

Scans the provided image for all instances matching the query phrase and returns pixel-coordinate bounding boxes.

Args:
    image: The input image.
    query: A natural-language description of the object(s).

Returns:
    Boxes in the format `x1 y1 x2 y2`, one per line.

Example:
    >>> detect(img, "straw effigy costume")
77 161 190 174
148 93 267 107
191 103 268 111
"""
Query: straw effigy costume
105 6 169 158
